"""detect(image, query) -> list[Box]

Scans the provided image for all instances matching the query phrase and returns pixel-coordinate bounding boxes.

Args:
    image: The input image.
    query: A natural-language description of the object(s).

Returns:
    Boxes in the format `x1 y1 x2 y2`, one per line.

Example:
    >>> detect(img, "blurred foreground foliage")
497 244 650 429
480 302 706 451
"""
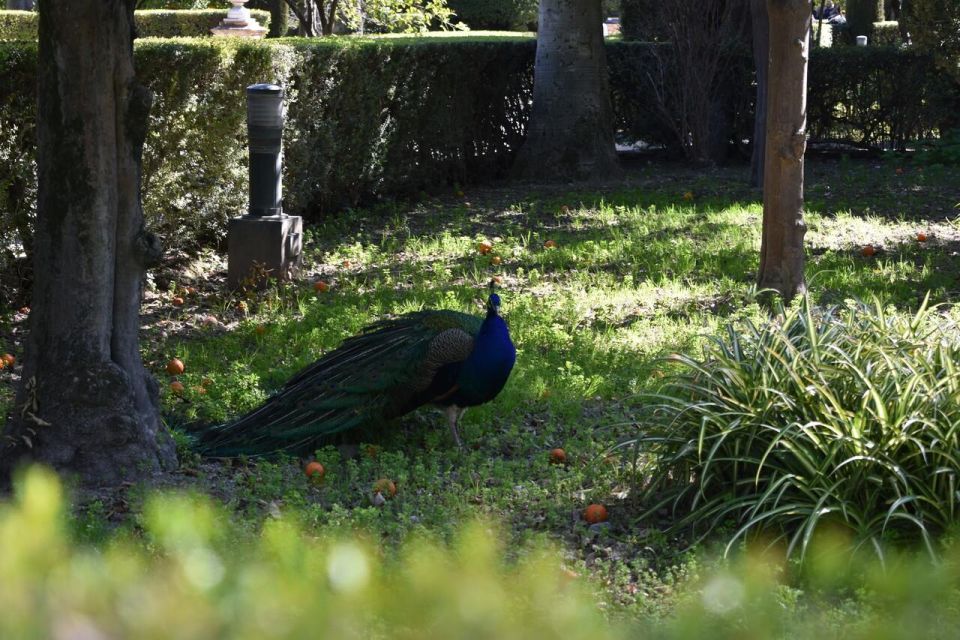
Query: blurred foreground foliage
4 467 960 638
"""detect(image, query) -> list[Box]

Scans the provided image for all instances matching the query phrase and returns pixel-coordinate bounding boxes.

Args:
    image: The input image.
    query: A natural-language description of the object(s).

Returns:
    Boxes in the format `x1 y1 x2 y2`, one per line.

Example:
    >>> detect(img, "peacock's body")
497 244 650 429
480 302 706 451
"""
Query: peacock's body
193 288 516 456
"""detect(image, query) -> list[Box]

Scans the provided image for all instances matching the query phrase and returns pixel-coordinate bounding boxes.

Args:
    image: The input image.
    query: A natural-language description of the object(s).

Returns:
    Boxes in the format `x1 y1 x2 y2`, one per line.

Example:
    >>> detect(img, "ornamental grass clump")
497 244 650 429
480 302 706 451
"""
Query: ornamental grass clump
637 295 960 561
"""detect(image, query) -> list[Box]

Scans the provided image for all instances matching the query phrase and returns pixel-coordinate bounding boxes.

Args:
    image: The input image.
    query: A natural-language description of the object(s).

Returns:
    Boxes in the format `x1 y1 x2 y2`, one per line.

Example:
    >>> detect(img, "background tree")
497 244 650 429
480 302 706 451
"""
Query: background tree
512 0 620 180
283 0 456 36
757 0 811 299
0 0 176 487
905 0 960 82
624 0 748 166
846 0 884 40
750 0 768 187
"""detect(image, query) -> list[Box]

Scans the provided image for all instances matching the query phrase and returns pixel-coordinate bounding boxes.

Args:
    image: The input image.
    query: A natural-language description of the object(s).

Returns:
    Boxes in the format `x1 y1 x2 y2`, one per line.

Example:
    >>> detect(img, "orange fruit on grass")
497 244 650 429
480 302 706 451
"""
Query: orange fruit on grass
544 240 557 249
917 232 928 242
169 380 185 395
172 296 185 306
861 245 876 257
549 448 566 464
1 353 15 368
314 280 330 293
492 275 503 285
478 241 493 255
682 191 694 201
166 358 185 376
373 478 397 498
583 504 608 524
305 461 325 480
491 255 502 266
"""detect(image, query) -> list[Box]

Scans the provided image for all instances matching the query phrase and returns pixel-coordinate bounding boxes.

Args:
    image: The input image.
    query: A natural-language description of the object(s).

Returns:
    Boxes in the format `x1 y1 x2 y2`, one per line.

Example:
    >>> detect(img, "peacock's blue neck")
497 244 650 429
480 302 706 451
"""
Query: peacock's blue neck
453 309 516 406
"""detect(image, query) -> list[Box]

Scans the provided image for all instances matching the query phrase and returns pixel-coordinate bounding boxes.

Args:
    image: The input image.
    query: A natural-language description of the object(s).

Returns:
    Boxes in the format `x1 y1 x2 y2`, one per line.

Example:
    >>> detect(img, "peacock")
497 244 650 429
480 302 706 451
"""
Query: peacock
192 283 516 457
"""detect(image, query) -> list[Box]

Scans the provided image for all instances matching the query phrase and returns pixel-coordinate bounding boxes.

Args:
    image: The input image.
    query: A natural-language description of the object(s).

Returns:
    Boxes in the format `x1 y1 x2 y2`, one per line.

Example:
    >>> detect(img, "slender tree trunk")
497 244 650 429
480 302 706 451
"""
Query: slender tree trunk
0 0 175 488
756 0 810 299
512 0 620 181
749 0 769 188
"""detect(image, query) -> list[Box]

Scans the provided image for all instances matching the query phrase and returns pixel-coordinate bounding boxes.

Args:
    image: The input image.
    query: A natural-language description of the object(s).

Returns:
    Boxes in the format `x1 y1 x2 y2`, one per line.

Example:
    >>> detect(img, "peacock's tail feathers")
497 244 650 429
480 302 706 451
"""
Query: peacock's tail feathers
190 310 482 457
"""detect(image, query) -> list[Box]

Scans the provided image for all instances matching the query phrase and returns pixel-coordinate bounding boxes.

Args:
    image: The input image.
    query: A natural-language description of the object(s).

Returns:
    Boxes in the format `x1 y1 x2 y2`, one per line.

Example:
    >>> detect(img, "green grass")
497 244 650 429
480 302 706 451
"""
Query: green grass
2 157 960 633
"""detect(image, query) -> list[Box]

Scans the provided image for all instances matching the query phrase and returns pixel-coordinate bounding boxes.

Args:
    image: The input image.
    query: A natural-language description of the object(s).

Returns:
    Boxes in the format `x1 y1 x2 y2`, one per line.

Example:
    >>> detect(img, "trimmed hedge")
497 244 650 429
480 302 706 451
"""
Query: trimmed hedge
0 36 957 278
0 9 272 40
870 20 902 46
0 10 34 41
807 46 959 149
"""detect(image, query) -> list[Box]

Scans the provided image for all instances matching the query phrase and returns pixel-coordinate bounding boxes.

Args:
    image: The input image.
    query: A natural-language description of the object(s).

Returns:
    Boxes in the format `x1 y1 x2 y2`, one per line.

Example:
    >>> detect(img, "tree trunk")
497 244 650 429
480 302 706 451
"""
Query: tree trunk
512 0 620 181
756 0 809 299
847 0 884 40
0 0 176 488
749 0 768 188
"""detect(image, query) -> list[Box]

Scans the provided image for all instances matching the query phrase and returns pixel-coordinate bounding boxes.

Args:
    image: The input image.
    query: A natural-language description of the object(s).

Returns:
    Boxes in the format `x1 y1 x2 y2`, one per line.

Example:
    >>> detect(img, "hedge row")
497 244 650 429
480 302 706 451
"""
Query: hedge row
0 37 956 269
0 9 272 40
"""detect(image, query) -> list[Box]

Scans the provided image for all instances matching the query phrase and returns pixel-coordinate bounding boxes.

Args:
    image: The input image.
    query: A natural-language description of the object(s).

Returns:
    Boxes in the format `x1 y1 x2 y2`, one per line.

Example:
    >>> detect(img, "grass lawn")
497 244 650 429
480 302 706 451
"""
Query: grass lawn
2 155 960 633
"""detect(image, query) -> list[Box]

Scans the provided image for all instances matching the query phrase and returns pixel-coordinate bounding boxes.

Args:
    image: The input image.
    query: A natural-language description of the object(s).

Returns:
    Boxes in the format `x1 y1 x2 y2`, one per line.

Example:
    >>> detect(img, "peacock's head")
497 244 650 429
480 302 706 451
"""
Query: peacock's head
487 279 501 315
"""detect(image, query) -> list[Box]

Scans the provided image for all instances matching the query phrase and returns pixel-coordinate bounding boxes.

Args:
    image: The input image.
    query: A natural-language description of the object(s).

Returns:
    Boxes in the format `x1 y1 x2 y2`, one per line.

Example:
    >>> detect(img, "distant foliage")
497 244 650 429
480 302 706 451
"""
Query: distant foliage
634 296 960 560
905 0 960 82
448 0 538 31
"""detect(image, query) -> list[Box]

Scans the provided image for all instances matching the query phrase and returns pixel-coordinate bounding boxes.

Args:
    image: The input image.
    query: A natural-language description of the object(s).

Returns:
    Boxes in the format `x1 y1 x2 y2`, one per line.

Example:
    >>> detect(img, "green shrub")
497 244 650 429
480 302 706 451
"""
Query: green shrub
0 467 624 639
0 10 35 41
448 0 537 31
634 296 960 561
807 46 959 150
0 9 272 40
871 20 901 45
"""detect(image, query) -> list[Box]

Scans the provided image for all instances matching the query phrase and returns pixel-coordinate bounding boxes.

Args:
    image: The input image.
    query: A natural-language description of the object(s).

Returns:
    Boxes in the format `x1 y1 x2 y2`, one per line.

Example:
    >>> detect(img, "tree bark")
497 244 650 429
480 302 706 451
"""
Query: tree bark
756 0 809 300
0 0 176 488
512 0 620 181
749 0 769 188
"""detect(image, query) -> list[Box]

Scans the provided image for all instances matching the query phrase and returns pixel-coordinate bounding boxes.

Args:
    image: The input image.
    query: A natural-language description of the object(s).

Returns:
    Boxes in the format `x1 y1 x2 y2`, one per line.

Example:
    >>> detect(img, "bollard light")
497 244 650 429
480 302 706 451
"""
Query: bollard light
856 35 868 46
246 83 284 217
227 83 302 289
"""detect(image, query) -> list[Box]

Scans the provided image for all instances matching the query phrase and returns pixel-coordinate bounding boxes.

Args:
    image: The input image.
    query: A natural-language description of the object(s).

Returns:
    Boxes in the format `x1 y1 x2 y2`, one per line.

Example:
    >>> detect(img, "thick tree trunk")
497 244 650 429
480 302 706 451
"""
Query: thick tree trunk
512 0 620 181
0 0 175 488
750 0 769 188
756 0 809 299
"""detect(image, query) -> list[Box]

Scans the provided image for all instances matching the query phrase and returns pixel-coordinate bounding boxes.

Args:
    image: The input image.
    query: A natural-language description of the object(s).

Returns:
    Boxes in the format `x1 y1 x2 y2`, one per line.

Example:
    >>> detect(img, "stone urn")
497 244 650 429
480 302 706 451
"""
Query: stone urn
211 0 268 38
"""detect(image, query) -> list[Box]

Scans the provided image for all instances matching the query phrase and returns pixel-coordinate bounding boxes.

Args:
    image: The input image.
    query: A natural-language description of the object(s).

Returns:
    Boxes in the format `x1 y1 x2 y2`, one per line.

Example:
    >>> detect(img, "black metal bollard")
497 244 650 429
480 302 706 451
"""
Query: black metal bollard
227 83 302 288
246 83 284 217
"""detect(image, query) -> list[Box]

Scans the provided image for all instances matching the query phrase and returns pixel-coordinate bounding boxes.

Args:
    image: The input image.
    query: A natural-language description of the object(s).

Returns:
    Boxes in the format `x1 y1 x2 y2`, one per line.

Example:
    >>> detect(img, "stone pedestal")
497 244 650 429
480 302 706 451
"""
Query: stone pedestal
211 0 268 38
228 215 303 288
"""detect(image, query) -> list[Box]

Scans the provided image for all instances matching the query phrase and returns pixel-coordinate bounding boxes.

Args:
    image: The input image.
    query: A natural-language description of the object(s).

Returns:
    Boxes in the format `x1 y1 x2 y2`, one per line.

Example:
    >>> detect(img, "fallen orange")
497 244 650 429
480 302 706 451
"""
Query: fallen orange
549 448 566 464
583 504 608 524
170 380 185 395
373 478 397 498
305 461 325 480
314 280 330 293
478 241 493 255
861 245 876 257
